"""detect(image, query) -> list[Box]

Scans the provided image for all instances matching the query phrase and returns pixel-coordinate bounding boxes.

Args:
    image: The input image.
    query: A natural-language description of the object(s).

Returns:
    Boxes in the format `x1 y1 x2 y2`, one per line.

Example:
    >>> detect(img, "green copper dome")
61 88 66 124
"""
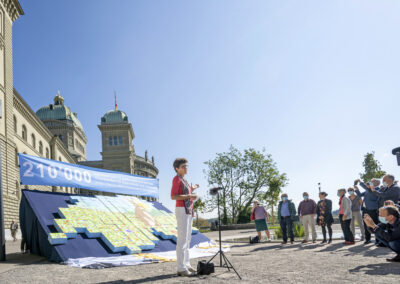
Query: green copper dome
36 93 84 130
101 110 129 124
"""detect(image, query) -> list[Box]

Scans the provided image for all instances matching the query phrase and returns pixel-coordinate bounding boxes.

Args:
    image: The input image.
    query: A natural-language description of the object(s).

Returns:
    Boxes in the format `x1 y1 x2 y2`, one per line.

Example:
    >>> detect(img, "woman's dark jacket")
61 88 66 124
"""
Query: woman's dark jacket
316 199 334 225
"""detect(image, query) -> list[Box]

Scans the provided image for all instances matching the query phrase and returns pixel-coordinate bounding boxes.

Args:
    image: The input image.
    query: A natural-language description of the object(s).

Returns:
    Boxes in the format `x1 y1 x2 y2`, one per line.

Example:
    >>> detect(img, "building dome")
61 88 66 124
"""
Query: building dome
36 92 84 130
101 110 129 124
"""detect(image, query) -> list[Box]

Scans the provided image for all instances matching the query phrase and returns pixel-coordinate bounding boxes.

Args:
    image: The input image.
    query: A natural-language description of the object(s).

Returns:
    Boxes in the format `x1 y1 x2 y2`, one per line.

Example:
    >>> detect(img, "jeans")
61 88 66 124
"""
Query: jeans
339 214 354 242
280 216 294 242
375 236 400 254
321 223 332 241
362 208 379 242
301 214 316 241
175 207 193 272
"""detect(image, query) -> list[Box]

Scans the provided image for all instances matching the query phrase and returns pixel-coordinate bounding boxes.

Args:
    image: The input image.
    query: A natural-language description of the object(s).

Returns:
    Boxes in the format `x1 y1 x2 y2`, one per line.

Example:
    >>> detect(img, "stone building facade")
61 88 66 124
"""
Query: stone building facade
0 1 158 229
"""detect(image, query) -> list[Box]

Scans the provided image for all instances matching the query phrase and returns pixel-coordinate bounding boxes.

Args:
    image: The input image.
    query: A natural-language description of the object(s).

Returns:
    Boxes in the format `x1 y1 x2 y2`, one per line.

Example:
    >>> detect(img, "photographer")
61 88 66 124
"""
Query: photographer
367 175 400 207
364 206 400 262
354 179 379 244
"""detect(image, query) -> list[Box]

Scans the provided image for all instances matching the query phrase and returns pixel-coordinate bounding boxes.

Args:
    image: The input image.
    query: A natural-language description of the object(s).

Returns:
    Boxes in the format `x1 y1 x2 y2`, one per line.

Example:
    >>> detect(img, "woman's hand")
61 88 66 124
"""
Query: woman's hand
191 183 200 191
188 194 198 200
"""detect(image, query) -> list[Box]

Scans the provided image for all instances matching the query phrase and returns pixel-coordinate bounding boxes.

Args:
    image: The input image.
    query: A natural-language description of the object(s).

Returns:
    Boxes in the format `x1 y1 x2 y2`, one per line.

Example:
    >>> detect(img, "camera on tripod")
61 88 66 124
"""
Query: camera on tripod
392 147 400 166
209 187 223 196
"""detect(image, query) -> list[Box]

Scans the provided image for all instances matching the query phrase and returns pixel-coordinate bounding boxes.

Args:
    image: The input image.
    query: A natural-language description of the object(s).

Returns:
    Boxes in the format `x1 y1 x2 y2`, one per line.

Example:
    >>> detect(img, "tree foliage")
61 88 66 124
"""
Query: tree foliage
359 151 386 182
204 145 288 224
193 198 206 227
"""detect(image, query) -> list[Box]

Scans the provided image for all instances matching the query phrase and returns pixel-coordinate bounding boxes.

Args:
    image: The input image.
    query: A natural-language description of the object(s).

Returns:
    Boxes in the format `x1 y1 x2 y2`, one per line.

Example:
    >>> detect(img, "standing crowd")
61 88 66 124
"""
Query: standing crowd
251 174 400 263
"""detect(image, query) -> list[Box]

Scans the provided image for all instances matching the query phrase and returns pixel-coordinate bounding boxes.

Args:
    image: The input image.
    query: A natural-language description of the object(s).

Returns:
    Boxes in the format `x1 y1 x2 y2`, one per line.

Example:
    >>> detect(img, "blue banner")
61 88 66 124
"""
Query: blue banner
18 154 158 198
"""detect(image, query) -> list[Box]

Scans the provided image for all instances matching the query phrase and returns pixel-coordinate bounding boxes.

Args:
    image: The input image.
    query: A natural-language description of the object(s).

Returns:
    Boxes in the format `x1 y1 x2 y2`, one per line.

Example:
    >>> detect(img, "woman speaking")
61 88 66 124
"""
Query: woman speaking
171 158 199 277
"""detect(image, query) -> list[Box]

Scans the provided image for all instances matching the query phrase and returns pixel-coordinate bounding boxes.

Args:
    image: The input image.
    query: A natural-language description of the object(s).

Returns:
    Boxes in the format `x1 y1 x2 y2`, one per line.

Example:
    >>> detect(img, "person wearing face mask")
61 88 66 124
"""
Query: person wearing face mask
316 192 333 244
338 188 355 245
364 206 400 262
298 192 317 244
277 193 297 244
354 179 380 244
368 174 400 207
348 187 365 241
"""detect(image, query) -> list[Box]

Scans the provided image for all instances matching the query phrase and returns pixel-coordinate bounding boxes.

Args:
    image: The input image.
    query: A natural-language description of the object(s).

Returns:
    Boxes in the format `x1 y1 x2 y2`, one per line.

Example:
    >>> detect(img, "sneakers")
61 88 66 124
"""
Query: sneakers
281 241 287 245
177 270 195 277
301 240 308 244
187 266 196 273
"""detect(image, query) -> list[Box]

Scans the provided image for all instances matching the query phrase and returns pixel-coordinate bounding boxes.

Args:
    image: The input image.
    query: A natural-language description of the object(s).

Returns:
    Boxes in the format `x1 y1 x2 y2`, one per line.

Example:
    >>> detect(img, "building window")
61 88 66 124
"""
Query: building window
39 141 43 155
59 157 62 162
113 136 118 145
46 148 50 159
31 134 36 149
22 125 27 141
109 136 112 146
13 115 17 133
118 136 123 145
58 135 63 141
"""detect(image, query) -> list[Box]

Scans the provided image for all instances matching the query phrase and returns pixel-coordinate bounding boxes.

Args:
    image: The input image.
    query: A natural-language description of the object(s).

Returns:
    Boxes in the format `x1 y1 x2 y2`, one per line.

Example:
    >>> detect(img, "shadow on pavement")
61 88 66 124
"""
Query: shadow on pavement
98 273 178 284
349 263 400 275
343 244 394 258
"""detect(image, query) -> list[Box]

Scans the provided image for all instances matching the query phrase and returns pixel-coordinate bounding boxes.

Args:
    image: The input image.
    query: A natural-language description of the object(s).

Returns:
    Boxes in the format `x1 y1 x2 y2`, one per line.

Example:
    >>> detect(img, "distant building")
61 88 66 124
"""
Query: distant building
0 1 158 228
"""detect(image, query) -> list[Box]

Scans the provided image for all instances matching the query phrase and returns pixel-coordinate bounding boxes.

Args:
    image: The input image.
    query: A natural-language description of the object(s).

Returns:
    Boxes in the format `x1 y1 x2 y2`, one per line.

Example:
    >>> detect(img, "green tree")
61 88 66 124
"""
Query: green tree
258 176 287 224
204 146 288 224
359 151 386 182
193 198 206 228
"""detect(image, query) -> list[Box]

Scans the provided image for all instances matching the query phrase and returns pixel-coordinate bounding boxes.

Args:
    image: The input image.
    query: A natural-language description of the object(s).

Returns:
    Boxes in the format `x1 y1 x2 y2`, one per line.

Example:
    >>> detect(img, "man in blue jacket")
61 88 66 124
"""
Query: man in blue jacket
354 179 379 244
367 175 400 207
277 193 297 245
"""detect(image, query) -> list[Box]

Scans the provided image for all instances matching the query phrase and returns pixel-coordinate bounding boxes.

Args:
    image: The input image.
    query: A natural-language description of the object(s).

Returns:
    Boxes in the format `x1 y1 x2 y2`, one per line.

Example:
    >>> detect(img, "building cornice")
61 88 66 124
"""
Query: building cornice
1 0 24 22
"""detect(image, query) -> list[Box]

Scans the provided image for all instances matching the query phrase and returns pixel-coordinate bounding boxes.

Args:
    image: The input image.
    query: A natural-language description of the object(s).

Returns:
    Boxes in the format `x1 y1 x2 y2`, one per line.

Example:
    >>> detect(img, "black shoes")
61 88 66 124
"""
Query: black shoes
328 239 332 244
364 240 371 244
321 240 327 244
386 254 400 262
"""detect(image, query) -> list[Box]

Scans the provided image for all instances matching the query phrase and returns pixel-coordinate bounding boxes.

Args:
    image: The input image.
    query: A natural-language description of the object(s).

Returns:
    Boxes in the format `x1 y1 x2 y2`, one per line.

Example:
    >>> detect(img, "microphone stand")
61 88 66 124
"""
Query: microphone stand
206 190 241 279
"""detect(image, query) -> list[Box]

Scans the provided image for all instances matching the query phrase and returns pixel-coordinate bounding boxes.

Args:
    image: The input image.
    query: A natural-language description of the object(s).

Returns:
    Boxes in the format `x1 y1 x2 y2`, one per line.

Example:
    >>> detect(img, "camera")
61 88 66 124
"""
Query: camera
392 147 400 166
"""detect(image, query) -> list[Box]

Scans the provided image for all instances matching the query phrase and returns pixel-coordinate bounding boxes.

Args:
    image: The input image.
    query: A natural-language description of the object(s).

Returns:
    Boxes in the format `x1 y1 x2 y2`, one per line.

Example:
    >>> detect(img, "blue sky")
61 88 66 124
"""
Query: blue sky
14 1 400 215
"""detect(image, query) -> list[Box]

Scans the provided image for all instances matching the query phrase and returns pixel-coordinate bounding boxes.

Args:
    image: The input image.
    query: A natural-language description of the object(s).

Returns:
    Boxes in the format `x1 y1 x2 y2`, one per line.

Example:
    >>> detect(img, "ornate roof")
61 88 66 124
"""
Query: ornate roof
36 93 84 131
101 110 129 124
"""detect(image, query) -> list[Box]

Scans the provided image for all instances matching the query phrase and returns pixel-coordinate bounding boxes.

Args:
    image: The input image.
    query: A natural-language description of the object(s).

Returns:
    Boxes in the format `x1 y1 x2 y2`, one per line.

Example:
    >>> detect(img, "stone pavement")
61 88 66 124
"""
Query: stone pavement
1 229 399 284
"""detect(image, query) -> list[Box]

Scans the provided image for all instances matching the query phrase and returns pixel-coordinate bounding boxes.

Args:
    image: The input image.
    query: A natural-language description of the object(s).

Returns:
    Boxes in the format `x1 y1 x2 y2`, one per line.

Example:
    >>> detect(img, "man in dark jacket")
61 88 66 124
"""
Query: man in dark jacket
364 206 400 262
278 193 297 245
354 179 379 244
367 175 400 207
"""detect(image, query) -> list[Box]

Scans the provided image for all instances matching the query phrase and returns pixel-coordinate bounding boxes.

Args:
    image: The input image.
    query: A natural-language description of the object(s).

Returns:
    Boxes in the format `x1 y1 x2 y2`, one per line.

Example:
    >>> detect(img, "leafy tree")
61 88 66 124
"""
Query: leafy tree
204 146 288 224
359 151 386 182
193 198 206 227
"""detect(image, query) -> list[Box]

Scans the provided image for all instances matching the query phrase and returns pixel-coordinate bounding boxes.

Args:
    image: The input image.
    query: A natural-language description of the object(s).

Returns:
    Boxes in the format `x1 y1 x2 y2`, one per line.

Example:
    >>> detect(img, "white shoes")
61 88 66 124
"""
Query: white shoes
177 270 195 277
187 266 196 273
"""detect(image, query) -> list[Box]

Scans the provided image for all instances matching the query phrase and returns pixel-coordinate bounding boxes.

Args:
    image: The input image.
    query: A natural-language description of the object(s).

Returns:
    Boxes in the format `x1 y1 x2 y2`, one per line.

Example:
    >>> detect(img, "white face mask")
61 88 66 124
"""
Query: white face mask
383 182 388 187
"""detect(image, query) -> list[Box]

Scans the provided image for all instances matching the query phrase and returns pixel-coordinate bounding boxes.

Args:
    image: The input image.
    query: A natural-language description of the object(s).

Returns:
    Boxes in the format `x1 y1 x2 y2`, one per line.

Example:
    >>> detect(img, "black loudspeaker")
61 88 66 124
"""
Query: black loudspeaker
197 260 215 275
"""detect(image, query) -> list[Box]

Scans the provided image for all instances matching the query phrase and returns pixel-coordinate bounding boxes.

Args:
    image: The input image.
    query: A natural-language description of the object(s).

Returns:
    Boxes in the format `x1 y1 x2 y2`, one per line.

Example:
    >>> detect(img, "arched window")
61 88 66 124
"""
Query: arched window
46 148 50 159
108 136 112 146
39 141 43 155
113 136 118 145
22 125 27 141
13 115 17 133
31 133 36 149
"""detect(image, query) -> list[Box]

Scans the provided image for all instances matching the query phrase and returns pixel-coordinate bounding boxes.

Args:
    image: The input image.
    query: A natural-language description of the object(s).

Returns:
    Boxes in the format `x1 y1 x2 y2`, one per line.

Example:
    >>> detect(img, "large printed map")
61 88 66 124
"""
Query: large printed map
48 195 199 254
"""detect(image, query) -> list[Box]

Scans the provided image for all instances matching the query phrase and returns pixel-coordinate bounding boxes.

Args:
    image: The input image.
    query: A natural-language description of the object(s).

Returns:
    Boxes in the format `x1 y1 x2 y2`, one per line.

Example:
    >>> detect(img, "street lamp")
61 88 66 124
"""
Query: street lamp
318 182 321 193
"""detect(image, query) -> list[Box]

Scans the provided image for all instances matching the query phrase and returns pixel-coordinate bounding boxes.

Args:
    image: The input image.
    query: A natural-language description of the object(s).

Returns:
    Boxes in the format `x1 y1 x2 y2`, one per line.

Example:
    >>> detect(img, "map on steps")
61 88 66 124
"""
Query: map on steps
48 195 199 254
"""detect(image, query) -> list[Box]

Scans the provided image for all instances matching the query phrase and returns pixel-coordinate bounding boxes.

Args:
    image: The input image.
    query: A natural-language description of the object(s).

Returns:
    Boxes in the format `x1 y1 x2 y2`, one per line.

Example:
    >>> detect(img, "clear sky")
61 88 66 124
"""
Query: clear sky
13 0 400 216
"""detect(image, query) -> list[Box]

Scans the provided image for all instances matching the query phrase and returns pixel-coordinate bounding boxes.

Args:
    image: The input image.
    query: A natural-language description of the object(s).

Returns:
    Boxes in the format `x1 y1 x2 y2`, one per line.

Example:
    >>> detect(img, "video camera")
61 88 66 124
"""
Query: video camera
392 147 400 166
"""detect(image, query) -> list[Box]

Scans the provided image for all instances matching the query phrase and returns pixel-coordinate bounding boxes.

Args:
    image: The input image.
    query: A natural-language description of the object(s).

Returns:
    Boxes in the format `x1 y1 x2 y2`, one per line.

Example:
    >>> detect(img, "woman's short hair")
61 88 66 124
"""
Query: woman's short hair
319 191 328 197
173 158 188 172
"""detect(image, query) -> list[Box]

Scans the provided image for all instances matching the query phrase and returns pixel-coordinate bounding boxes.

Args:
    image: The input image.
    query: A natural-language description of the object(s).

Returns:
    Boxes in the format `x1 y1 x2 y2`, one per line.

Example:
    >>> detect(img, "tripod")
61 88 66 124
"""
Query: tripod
207 190 241 279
